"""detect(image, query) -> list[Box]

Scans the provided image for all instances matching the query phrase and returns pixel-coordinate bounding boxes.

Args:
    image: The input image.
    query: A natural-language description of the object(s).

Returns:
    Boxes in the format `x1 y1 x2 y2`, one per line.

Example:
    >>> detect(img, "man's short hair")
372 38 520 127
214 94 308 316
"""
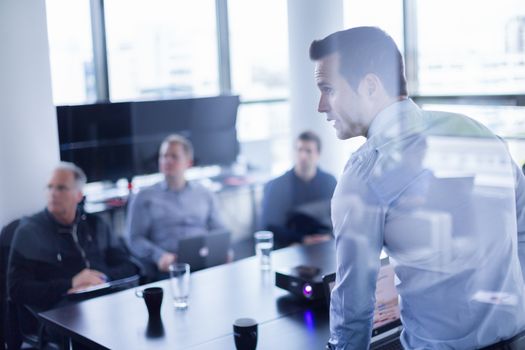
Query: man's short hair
54 161 87 190
297 130 322 153
309 26 407 97
159 134 194 160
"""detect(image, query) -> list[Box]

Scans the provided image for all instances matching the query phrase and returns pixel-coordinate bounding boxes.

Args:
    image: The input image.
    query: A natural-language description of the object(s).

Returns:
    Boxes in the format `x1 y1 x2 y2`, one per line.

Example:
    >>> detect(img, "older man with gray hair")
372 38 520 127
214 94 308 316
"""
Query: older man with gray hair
8 162 137 313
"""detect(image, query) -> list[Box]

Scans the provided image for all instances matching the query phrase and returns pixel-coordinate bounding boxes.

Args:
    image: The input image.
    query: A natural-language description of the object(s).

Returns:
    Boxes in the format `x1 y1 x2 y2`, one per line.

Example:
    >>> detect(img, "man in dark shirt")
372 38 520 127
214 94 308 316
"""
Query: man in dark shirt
261 131 337 249
8 162 137 312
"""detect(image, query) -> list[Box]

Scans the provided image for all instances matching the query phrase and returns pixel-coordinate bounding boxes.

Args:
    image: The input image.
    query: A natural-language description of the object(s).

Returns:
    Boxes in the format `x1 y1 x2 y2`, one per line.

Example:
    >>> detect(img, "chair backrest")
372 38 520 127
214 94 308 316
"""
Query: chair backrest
0 219 21 350
1 219 52 350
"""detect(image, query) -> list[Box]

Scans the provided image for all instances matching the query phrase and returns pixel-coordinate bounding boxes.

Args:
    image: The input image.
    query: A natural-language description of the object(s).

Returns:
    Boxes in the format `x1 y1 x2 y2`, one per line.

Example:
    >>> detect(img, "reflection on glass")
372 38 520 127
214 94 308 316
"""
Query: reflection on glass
104 0 219 101
422 104 525 166
416 0 525 95
228 0 289 100
46 0 95 105
332 100 525 347
145 316 165 338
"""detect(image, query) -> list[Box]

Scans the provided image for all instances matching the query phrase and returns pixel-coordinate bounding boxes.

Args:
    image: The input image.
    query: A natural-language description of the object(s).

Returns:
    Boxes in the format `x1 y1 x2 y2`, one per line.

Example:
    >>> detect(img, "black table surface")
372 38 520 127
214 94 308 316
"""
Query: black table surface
189 304 330 350
39 241 336 350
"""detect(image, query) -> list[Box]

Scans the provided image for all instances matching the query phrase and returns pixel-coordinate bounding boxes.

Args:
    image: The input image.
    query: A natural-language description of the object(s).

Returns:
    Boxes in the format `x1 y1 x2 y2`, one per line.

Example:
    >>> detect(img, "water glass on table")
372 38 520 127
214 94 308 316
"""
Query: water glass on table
169 263 190 309
254 231 273 270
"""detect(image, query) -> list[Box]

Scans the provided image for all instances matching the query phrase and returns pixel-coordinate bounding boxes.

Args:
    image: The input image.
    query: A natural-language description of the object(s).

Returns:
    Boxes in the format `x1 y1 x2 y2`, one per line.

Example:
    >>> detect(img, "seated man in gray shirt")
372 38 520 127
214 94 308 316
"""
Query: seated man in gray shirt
126 134 226 279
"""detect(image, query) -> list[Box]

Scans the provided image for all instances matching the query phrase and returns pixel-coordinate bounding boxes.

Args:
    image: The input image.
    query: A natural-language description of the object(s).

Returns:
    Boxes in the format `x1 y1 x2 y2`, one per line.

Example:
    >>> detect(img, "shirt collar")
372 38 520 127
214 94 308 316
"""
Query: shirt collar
291 167 319 183
44 208 77 231
160 179 192 192
365 98 423 148
367 99 413 137
348 99 422 168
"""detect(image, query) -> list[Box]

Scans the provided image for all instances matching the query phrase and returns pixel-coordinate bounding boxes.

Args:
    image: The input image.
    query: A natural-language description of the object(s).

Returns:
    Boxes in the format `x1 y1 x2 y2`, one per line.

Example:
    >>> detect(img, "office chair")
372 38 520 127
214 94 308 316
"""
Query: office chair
1 219 22 350
1 220 62 350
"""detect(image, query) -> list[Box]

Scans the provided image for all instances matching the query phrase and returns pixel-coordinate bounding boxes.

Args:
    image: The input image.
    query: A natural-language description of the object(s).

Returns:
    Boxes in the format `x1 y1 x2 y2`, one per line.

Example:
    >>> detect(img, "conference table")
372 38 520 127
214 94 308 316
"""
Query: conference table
39 241 336 349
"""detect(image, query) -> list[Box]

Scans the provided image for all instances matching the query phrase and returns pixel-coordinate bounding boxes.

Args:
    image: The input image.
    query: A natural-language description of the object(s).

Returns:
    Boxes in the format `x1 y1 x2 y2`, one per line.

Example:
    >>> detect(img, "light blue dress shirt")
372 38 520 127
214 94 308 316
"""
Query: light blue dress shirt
126 180 225 264
329 99 525 349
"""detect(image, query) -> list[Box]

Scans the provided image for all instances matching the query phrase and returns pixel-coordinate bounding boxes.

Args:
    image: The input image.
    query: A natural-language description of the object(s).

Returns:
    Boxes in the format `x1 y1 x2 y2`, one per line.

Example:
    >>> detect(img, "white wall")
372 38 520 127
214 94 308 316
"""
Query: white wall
0 0 60 227
287 0 358 178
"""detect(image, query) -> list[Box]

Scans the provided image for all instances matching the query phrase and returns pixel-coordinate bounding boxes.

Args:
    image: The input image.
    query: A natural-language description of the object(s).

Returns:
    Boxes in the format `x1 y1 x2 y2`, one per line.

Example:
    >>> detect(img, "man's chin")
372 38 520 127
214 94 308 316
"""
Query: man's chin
335 130 352 140
163 172 182 178
47 207 64 218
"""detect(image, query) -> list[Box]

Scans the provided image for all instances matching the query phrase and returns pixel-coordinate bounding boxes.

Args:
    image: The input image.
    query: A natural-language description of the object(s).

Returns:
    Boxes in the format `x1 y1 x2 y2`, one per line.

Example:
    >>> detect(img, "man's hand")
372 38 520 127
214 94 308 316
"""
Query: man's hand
69 269 107 293
157 252 177 272
303 233 332 245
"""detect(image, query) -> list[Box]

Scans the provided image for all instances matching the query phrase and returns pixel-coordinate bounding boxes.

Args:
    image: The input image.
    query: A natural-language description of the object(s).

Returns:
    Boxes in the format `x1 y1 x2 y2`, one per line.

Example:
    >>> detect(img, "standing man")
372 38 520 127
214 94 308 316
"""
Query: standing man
310 27 525 349
127 134 226 279
261 131 337 249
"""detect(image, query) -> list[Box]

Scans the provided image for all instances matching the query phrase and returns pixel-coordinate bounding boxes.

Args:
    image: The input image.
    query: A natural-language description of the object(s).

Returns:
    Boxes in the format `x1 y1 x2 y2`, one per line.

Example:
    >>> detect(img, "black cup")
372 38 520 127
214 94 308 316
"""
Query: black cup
233 318 258 350
146 315 165 338
136 287 163 318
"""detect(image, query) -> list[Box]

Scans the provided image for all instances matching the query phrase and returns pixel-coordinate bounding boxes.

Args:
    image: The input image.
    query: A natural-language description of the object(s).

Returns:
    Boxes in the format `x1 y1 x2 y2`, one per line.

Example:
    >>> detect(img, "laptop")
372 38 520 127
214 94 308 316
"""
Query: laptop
68 274 140 301
322 258 403 350
177 230 231 271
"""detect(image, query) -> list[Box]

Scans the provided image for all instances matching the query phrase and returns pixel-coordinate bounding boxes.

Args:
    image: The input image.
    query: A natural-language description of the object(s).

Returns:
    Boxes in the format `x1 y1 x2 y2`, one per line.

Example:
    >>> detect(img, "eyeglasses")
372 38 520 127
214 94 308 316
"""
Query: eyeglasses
46 184 74 193
160 153 185 161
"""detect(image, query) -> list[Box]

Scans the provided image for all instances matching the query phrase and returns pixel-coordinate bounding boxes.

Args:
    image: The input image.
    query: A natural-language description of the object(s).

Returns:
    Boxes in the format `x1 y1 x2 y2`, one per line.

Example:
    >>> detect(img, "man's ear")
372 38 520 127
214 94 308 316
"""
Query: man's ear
76 190 84 204
363 74 381 97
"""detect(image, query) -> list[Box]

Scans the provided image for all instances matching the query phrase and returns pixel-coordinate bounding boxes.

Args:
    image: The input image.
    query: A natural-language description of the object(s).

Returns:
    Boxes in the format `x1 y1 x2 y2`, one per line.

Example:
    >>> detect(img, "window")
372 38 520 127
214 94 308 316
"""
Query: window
411 1 525 171
228 0 290 101
414 0 525 96
104 0 220 101
237 101 291 174
46 0 95 105
343 0 404 52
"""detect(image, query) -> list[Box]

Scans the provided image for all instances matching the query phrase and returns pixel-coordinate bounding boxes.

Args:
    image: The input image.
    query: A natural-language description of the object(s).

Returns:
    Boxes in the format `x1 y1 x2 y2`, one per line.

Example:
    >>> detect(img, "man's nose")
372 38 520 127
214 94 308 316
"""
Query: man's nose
318 95 330 113
298 151 308 160
48 189 58 199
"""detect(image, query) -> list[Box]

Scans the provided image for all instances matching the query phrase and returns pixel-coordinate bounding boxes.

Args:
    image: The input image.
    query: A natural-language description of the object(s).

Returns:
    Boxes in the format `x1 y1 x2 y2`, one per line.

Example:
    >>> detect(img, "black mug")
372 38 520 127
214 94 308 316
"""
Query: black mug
146 315 165 338
136 287 163 318
233 318 258 350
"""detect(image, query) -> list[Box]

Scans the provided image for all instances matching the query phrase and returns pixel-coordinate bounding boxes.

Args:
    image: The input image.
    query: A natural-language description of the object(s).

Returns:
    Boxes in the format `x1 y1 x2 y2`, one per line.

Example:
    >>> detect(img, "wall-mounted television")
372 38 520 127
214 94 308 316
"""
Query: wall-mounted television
57 95 240 182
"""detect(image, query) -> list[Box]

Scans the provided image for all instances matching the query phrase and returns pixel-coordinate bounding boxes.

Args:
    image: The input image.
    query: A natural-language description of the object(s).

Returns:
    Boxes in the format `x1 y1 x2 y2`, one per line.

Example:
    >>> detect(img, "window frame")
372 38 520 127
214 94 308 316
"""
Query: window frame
403 0 525 108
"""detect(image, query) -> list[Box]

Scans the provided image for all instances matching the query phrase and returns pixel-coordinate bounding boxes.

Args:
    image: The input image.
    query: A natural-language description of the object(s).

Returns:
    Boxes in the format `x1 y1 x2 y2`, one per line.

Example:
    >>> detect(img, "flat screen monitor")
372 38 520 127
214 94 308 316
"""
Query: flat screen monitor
57 102 134 181
57 95 240 182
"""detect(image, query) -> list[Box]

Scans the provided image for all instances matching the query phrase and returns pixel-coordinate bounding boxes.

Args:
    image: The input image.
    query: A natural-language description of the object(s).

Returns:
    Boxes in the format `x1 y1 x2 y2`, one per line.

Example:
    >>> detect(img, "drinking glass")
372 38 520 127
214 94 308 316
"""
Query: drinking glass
254 231 273 270
168 263 190 309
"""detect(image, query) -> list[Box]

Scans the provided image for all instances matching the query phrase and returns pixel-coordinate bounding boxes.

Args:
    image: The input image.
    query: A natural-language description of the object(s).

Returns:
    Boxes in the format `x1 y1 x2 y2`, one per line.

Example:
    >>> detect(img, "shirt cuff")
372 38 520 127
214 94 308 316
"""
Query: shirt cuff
55 278 73 296
151 248 167 265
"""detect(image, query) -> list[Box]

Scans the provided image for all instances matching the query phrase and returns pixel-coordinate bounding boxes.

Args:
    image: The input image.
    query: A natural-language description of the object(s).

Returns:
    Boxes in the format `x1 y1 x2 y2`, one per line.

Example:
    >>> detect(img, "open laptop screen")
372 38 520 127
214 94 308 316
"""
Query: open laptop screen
322 259 402 336
177 230 231 271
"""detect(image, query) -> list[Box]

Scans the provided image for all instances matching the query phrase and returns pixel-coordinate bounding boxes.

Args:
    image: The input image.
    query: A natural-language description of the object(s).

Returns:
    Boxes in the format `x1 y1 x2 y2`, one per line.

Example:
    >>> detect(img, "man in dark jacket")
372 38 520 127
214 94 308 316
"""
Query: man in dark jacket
7 162 137 312
261 131 337 249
